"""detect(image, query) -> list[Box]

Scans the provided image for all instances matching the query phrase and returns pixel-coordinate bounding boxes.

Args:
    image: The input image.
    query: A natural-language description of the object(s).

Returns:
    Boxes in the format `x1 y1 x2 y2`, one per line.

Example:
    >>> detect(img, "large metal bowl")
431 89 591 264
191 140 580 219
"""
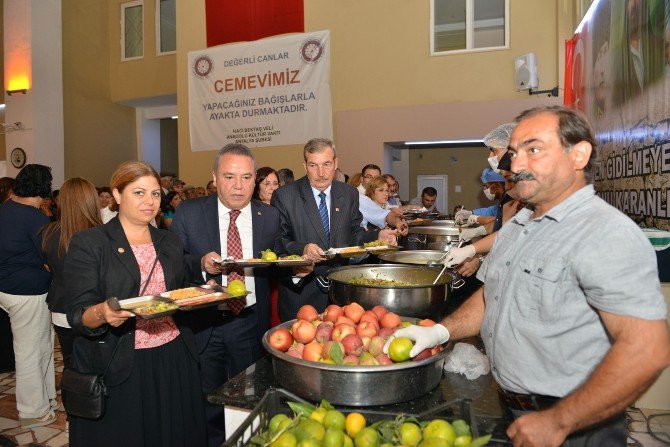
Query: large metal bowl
378 250 448 266
327 264 451 318
263 319 451 406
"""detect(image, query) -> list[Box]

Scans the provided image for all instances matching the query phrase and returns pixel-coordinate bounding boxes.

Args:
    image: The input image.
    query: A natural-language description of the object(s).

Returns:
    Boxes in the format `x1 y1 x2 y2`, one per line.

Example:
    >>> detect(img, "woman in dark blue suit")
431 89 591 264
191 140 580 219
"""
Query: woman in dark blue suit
65 161 206 447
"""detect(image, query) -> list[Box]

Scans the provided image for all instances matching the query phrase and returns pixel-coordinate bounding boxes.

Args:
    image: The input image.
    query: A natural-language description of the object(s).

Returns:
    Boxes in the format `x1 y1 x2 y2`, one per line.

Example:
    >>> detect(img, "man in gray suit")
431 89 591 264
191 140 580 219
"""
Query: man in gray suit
271 138 398 321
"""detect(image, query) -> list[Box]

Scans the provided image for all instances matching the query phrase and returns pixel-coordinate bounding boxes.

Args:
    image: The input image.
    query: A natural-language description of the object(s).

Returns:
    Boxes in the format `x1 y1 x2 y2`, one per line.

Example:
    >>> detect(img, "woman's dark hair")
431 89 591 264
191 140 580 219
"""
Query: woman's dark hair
161 191 180 214
12 164 52 199
253 166 278 201
0 177 14 203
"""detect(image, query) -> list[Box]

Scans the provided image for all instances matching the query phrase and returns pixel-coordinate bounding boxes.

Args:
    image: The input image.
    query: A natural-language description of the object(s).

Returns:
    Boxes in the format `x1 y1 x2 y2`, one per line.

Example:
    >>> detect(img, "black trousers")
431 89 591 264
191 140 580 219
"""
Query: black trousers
509 409 626 447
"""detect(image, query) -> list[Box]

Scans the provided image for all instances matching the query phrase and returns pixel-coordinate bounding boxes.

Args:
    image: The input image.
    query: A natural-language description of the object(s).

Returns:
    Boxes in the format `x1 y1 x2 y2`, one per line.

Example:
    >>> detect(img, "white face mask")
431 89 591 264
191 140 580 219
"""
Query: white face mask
483 187 496 201
487 155 500 172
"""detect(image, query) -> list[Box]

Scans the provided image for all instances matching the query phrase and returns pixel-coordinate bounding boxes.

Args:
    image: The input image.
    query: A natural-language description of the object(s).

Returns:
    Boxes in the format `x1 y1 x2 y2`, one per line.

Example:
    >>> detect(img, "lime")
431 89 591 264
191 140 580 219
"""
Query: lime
262 249 278 261
310 407 328 424
271 432 297 447
400 422 422 447
343 434 354 447
323 410 346 431
418 438 449 447
269 414 291 434
354 427 379 447
454 435 472 447
323 428 345 447
388 337 414 362
423 419 456 445
451 420 470 437
297 440 319 447
295 418 326 443
227 279 246 296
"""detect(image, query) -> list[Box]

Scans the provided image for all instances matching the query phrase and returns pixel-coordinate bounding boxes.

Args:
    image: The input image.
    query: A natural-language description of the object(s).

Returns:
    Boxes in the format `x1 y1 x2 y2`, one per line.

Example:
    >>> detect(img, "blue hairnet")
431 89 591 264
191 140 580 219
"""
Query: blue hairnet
481 168 506 183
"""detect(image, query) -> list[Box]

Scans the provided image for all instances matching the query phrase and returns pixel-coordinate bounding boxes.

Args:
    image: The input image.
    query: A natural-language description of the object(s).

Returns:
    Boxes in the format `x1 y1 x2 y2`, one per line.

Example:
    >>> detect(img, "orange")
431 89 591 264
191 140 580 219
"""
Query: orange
388 337 414 362
345 412 366 437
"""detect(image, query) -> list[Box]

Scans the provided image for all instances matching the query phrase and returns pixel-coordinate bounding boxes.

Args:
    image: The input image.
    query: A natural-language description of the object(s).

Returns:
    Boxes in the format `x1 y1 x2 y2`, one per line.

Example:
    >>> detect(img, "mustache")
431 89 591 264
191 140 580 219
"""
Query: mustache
510 171 535 182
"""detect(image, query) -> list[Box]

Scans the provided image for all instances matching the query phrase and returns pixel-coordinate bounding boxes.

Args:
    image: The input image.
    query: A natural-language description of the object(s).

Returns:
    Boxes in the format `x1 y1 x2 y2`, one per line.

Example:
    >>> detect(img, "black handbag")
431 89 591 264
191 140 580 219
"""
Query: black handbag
61 254 159 419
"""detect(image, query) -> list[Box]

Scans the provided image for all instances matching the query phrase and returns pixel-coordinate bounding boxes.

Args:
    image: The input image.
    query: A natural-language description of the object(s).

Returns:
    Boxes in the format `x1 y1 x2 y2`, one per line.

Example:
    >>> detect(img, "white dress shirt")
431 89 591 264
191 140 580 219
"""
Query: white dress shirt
311 185 332 222
217 200 256 307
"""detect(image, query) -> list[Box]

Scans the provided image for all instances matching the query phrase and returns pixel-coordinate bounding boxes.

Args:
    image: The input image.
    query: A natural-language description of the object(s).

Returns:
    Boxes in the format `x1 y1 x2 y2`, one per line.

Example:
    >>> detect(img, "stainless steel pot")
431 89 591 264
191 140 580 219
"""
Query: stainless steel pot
263 319 452 406
403 224 461 251
327 264 450 318
377 250 466 291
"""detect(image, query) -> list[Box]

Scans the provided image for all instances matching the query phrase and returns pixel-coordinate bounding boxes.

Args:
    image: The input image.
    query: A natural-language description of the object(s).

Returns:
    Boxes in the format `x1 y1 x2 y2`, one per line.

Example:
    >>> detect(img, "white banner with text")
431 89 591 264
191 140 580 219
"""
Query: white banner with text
188 30 333 151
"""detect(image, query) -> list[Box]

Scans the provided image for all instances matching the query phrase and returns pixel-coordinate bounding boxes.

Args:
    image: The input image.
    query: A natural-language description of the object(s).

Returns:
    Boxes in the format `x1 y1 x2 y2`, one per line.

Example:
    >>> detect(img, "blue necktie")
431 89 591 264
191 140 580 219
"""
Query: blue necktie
318 192 330 244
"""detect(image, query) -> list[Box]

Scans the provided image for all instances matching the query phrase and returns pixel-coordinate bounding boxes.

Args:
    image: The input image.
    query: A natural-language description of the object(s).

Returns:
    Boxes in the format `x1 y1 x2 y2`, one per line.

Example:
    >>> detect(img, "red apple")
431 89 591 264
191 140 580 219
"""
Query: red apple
268 327 293 352
356 321 379 338
419 319 436 327
335 315 356 327
367 336 386 357
371 305 389 320
375 354 394 365
378 327 396 339
341 334 364 356
360 311 379 325
343 355 360 365
431 345 444 355
361 336 371 350
286 347 302 358
315 323 334 344
380 312 402 329
323 305 344 323
413 349 432 361
302 341 323 362
344 302 365 323
292 320 316 344
292 342 305 354
332 323 356 342
359 352 379 366
297 305 319 322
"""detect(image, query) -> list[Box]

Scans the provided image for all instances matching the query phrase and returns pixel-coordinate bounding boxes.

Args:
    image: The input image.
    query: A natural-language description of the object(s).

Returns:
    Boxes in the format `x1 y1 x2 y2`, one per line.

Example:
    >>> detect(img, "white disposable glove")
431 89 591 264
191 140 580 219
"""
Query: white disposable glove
459 226 487 242
444 245 476 268
454 209 472 225
466 214 480 225
383 324 450 358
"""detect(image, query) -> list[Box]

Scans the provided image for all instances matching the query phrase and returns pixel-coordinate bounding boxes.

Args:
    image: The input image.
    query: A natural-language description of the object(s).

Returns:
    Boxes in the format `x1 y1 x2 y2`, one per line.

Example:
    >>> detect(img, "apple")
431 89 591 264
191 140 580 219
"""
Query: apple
297 305 319 322
367 336 386 357
371 305 389 320
286 347 302 358
292 320 316 344
413 349 432 361
322 341 344 362
361 336 371 350
375 354 394 365
315 323 334 343
344 302 365 323
431 345 444 356
341 334 364 356
378 327 396 339
380 312 402 329
268 327 293 352
419 319 436 327
335 315 356 327
356 321 379 338
332 323 356 342
360 311 379 325
302 341 323 362
343 355 360 365
323 305 344 323
292 342 305 354
359 352 379 366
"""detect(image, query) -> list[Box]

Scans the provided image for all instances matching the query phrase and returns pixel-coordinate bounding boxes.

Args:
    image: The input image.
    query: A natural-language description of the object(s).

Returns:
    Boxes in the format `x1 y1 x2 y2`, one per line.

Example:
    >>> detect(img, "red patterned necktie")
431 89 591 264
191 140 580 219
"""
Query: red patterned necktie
226 209 246 314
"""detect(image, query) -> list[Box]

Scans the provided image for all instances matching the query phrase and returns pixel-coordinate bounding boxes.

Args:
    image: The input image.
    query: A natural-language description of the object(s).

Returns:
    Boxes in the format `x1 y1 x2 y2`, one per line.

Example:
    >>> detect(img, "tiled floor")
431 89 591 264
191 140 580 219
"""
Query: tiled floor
0 345 668 446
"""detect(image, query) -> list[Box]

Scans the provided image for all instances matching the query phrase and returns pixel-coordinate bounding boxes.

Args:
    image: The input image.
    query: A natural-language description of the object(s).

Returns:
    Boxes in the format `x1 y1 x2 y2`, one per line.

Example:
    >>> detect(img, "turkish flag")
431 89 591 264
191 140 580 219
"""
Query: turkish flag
205 0 304 47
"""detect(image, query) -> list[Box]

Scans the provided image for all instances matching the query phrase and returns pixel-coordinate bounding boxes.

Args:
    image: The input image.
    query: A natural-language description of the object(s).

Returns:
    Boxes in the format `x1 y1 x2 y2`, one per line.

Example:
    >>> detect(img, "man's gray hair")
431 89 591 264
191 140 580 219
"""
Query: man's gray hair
304 138 337 161
214 143 256 172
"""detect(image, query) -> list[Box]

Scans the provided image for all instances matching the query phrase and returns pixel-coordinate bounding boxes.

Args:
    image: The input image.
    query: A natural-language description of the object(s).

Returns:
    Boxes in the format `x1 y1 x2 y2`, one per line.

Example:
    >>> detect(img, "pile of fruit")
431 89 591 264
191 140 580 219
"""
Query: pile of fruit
250 399 491 447
267 304 444 365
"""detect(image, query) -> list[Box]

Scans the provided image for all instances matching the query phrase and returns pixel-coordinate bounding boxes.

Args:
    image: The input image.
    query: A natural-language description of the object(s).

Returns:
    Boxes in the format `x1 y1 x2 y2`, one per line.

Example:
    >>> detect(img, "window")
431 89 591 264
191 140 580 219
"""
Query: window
157 0 176 55
121 1 143 60
431 0 509 55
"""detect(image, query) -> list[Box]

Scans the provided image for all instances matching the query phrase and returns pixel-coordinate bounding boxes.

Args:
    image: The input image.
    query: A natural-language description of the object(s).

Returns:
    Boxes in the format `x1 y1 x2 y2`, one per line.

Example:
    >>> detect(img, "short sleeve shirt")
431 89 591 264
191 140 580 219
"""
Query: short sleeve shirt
477 185 666 397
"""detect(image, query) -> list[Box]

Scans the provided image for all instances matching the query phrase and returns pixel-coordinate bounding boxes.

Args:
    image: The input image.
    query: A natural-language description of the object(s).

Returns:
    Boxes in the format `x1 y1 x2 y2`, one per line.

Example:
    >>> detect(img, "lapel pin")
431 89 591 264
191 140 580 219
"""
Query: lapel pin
335 208 340 212
118 248 125 253
257 211 262 215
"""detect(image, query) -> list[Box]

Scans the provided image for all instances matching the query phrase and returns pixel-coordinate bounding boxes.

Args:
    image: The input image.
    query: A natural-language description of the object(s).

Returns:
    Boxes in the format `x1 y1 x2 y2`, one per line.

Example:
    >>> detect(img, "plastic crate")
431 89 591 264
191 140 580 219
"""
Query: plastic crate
223 387 490 447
